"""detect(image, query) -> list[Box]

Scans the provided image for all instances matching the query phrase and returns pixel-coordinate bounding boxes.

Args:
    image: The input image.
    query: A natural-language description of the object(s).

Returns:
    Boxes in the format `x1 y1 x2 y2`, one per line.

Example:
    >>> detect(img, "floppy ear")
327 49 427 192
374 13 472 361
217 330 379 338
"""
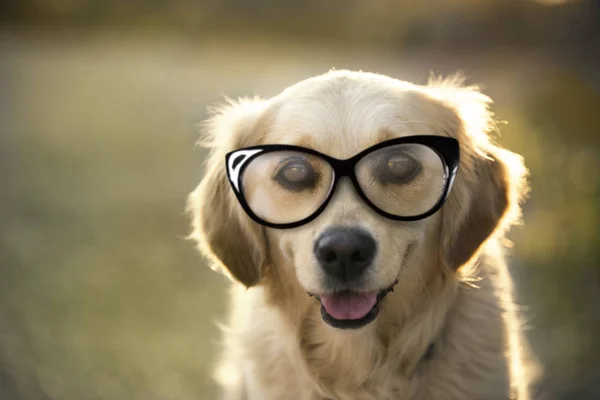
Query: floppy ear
187 99 270 287
429 77 529 270
442 148 526 270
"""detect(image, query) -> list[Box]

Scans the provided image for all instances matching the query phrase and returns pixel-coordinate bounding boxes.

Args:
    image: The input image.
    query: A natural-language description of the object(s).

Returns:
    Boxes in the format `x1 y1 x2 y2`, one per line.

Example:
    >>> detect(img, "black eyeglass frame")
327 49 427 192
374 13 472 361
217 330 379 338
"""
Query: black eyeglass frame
225 135 460 229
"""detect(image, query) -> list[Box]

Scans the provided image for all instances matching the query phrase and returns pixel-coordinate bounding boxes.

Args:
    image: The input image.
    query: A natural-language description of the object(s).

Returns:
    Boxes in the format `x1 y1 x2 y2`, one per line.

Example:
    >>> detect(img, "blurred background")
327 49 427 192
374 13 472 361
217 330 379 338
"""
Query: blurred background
1 0 599 399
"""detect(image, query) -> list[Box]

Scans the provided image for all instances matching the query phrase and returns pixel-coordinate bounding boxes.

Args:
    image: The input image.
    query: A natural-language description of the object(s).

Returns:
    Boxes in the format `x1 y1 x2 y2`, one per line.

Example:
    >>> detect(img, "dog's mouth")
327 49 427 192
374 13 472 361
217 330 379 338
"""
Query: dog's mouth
308 279 398 329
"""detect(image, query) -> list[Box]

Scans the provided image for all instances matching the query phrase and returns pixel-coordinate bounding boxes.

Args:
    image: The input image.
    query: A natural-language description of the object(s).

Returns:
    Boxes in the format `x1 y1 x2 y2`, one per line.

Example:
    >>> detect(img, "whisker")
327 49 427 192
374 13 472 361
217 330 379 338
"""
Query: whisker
402 246 433 304
395 120 436 126
416 268 433 305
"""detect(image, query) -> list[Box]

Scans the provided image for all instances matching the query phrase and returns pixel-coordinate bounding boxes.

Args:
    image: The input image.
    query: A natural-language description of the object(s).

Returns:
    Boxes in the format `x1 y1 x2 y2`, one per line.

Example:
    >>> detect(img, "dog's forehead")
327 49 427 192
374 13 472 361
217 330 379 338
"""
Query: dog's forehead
266 77 447 158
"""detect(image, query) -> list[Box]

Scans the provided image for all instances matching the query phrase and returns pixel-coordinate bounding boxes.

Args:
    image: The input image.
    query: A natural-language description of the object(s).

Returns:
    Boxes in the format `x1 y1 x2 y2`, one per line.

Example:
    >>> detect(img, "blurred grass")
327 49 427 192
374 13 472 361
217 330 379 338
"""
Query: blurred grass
0 19 599 400
0 31 236 399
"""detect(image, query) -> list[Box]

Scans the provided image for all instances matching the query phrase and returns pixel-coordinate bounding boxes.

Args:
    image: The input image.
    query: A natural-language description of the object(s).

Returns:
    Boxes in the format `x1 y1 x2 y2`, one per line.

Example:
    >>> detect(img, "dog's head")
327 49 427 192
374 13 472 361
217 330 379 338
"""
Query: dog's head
188 70 527 330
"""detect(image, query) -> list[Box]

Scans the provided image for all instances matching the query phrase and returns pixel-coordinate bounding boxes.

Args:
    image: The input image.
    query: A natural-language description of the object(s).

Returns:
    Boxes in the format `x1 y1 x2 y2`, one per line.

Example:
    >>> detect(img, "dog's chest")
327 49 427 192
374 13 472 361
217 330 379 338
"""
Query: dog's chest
277 321 416 400
238 287 513 400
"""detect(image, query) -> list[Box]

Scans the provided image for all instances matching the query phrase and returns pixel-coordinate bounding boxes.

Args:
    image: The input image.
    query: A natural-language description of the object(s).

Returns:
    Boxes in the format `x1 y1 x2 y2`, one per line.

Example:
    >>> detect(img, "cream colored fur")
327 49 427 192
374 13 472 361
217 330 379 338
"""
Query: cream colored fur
188 70 537 399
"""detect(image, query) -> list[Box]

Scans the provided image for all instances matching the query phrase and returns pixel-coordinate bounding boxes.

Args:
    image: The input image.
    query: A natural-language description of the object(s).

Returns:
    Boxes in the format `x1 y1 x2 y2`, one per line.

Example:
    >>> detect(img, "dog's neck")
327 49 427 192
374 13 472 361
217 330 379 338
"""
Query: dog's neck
262 259 458 394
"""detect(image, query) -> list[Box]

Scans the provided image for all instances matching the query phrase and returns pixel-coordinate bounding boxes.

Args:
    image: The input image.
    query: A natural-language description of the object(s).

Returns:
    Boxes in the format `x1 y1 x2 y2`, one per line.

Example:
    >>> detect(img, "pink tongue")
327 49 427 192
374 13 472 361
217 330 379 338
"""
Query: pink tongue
320 291 378 320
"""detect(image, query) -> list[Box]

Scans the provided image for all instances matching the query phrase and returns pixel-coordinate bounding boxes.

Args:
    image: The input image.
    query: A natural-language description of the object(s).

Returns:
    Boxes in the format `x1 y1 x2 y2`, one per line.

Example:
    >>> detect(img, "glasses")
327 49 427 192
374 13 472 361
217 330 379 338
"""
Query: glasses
225 135 460 229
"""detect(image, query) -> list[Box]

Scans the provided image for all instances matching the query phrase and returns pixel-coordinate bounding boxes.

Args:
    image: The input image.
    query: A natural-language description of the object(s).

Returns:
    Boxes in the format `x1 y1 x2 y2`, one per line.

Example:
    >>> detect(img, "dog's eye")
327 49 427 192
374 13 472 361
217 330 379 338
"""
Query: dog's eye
274 159 318 190
378 152 421 184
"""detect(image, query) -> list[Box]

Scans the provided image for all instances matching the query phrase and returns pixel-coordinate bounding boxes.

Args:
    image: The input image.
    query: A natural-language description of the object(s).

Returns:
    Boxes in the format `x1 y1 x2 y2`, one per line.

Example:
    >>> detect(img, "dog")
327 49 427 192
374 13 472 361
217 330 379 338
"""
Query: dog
187 70 536 399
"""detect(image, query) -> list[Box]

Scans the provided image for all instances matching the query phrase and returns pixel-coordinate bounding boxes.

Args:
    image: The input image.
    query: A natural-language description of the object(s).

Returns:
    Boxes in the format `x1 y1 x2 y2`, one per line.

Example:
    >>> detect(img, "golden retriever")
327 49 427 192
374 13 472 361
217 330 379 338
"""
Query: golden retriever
187 70 536 399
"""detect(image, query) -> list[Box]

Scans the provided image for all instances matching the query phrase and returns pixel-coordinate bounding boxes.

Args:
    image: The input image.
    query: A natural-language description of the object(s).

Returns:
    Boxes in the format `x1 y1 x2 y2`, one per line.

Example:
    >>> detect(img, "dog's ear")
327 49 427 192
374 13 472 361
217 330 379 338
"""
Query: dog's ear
441 149 526 270
187 99 270 287
428 77 529 270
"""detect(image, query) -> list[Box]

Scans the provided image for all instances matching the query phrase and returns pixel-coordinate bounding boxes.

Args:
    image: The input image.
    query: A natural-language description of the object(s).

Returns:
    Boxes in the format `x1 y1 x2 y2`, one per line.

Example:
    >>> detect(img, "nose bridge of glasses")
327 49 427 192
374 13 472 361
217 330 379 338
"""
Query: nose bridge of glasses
327 157 357 179
321 155 377 216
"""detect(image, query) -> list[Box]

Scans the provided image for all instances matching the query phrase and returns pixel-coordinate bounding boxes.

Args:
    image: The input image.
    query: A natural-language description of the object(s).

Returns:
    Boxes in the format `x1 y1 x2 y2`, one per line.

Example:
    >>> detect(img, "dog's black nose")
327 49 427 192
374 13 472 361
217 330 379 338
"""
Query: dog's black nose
314 227 376 282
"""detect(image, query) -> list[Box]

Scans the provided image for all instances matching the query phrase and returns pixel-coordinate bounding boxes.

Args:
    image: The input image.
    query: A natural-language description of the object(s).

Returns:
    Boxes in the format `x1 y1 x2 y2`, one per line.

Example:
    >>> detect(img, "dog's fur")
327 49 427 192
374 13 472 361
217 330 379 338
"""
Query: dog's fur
188 70 536 399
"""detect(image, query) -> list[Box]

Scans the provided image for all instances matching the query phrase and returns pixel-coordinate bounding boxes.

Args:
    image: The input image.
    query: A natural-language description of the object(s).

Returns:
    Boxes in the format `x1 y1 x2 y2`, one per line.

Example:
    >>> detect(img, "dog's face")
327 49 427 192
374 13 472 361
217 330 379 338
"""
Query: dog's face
268 178 440 329
189 71 527 330
258 83 457 329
